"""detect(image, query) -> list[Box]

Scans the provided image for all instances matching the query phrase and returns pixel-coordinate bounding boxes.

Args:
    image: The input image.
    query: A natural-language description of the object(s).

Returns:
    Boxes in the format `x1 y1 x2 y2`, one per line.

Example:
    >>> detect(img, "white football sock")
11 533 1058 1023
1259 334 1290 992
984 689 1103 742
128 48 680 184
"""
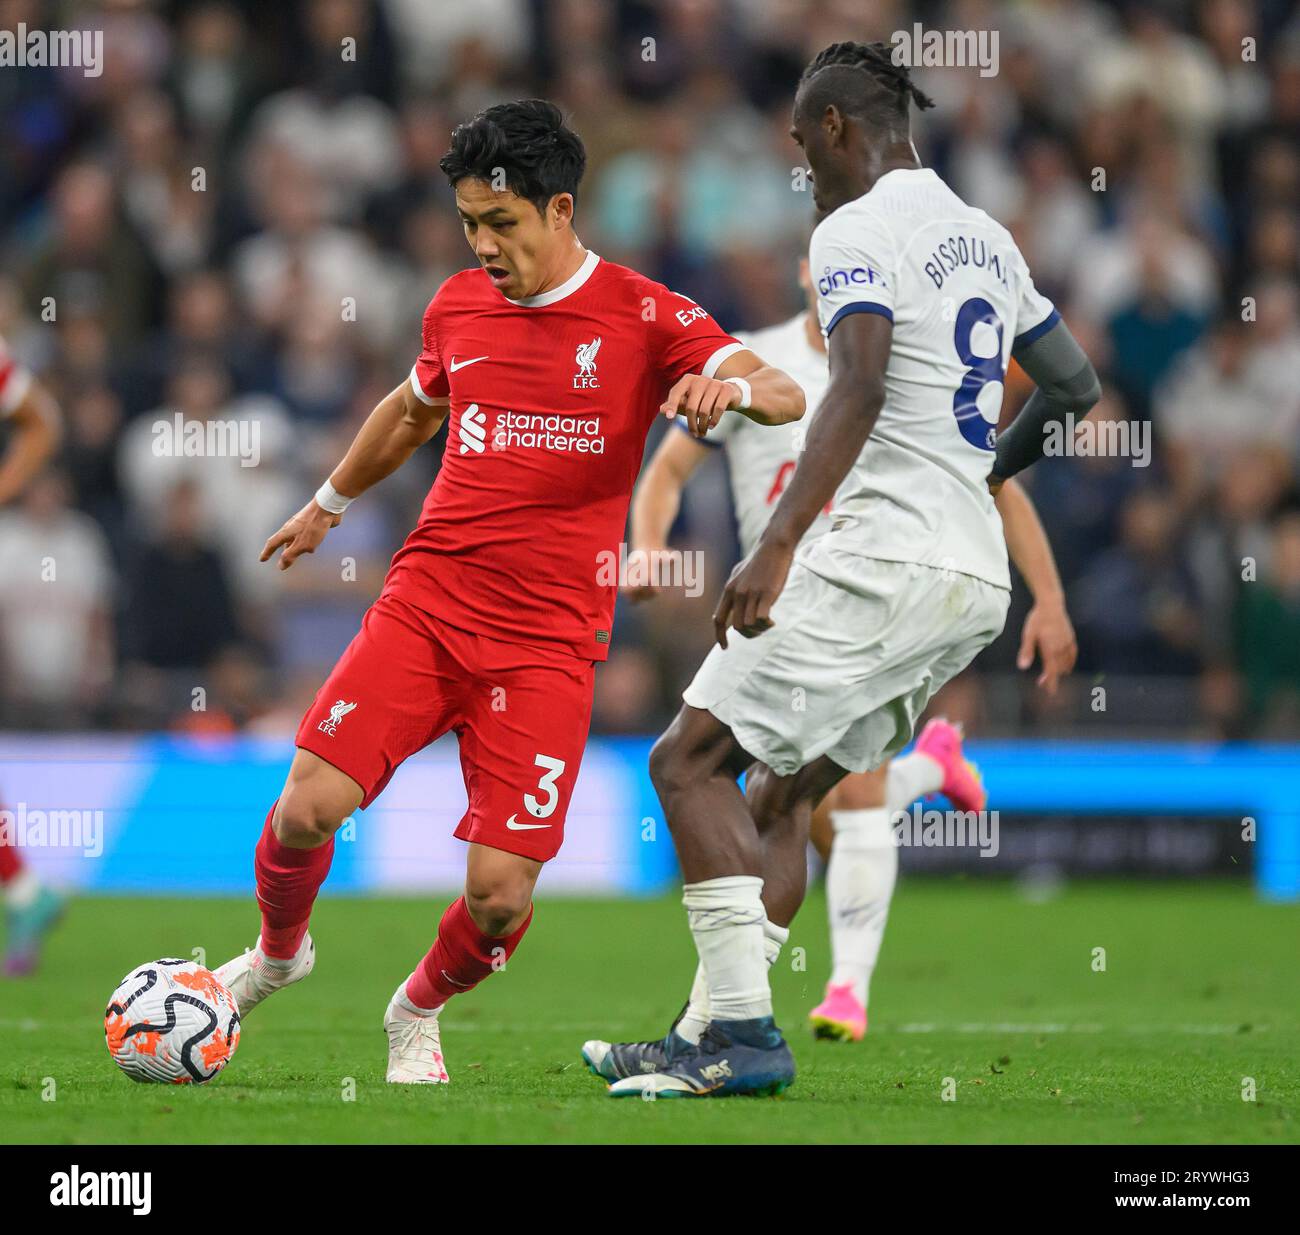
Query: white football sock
677 916 788 1043
256 932 310 971
682 876 771 1025
3 868 40 909
396 978 442 1017
677 963 712 1045
886 751 944 812
826 808 898 1008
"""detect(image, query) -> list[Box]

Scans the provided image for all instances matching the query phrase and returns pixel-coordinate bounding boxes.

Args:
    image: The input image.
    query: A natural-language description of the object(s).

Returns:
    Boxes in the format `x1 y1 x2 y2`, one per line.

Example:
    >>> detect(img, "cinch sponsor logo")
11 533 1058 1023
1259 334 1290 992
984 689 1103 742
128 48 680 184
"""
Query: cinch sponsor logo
817 265 887 297
491 410 606 455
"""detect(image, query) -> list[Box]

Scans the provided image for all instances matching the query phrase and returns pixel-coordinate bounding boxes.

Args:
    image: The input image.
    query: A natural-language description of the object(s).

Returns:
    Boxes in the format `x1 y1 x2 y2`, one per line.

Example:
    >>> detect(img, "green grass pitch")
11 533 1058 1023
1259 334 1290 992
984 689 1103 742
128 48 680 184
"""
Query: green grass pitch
2 881 1296 1144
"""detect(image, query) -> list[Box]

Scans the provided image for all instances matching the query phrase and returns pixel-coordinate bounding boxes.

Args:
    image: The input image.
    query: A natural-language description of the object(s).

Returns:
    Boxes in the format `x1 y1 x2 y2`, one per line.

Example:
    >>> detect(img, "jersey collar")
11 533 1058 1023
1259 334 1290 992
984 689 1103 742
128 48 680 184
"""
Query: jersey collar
505 249 601 308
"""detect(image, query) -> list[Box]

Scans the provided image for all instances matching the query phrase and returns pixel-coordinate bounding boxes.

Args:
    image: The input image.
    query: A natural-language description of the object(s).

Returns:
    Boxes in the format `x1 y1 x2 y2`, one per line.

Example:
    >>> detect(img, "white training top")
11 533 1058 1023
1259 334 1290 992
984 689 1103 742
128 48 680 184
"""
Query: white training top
806 166 1059 591
681 312 833 556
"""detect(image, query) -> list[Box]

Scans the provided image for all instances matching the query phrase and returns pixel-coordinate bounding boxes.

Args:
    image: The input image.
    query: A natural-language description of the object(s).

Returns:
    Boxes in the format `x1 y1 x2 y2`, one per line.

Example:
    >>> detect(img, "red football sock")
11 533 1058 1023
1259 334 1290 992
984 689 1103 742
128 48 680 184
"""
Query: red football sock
405 896 534 1010
254 804 334 959
0 808 24 884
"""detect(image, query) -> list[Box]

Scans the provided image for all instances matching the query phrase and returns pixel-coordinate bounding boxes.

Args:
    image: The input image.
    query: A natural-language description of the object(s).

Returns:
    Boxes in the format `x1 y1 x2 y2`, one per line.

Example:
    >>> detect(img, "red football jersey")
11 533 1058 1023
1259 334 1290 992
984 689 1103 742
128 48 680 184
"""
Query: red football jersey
385 251 745 661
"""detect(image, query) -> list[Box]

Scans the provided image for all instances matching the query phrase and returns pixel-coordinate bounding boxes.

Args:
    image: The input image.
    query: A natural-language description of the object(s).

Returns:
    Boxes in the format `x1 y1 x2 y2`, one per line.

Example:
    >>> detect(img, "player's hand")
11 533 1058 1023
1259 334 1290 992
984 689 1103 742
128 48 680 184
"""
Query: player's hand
713 538 794 648
260 499 341 571
660 373 739 437
623 547 661 603
1018 595 1077 694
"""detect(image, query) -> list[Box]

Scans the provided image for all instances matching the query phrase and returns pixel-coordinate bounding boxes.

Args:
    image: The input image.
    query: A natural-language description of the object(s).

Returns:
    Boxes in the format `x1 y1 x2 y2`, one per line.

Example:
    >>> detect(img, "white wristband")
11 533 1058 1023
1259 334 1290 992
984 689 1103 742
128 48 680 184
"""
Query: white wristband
315 479 354 516
724 376 752 410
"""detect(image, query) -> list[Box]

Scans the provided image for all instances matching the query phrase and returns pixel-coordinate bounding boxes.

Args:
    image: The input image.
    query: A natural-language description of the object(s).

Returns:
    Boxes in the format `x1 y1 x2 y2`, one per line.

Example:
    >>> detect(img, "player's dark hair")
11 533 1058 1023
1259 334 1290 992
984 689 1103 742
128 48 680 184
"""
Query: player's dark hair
440 99 587 216
797 41 935 132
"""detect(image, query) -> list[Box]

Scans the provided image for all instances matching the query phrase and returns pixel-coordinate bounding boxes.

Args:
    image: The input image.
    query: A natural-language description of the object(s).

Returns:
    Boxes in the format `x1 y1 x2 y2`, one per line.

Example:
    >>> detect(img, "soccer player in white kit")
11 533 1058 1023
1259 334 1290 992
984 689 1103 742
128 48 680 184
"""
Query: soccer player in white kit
593 41 1100 1098
594 253 1076 1063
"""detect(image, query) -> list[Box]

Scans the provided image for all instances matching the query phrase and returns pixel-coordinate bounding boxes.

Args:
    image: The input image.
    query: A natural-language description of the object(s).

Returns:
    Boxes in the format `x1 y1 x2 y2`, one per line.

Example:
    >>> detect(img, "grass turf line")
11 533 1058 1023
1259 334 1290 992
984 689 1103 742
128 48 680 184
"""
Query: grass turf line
1 881 1296 1144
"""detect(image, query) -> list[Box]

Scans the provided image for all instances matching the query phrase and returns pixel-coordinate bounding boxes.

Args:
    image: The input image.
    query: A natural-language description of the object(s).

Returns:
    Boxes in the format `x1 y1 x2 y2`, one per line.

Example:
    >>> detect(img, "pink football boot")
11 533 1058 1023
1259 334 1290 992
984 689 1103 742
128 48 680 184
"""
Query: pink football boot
809 982 867 1042
912 718 987 813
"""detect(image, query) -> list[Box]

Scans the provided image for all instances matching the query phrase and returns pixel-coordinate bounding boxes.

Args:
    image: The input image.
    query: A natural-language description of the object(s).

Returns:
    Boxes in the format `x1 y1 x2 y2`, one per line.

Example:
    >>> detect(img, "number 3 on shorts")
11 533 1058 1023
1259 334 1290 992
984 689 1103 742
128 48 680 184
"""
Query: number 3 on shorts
523 753 567 819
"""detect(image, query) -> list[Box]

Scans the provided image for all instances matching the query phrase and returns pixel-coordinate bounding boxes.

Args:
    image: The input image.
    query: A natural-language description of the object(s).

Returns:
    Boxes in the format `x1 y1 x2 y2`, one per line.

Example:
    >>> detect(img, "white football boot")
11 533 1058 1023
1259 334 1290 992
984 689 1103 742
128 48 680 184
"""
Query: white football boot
213 933 315 1016
383 981 450 1084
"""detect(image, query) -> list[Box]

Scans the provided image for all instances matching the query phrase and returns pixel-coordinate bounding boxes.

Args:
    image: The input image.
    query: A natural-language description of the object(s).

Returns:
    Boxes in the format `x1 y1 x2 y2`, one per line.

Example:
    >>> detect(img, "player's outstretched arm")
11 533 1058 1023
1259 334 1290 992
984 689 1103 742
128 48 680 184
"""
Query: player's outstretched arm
713 311 890 646
261 380 449 571
660 350 805 436
990 319 1100 493
0 376 61 505
627 427 713 601
995 478 1077 693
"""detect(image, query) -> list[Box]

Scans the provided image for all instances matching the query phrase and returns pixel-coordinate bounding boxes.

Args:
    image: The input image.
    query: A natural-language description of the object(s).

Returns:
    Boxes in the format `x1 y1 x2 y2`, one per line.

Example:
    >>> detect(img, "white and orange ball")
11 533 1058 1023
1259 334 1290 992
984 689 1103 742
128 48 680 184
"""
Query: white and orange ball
105 959 241 1084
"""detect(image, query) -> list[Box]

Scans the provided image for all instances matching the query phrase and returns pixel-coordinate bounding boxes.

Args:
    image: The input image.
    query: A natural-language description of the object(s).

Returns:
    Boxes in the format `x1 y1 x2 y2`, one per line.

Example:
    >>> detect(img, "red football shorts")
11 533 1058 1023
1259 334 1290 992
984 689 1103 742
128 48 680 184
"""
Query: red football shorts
295 593 595 862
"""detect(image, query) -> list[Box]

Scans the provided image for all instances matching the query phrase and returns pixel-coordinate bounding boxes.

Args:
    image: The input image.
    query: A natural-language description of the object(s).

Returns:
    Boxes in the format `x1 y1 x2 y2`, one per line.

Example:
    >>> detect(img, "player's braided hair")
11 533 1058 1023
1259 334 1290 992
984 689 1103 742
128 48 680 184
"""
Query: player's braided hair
798 41 935 127
440 99 587 215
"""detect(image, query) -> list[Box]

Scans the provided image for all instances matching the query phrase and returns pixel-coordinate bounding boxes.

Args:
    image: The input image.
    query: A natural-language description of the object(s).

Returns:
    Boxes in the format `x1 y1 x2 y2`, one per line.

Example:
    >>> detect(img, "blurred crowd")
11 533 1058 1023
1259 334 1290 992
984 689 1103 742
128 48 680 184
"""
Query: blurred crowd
0 0 1298 739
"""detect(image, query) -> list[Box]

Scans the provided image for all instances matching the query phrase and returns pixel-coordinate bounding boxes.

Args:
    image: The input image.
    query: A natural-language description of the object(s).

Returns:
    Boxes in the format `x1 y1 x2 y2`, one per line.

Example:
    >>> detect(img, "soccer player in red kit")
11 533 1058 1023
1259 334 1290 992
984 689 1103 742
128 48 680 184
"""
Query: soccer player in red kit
213 99 804 1083
0 336 65 976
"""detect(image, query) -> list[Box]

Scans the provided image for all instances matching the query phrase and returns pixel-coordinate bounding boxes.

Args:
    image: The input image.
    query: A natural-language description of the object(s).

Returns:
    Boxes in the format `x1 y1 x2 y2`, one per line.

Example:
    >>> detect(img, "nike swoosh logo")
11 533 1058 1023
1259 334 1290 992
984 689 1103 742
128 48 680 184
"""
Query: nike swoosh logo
505 814 551 831
450 355 489 372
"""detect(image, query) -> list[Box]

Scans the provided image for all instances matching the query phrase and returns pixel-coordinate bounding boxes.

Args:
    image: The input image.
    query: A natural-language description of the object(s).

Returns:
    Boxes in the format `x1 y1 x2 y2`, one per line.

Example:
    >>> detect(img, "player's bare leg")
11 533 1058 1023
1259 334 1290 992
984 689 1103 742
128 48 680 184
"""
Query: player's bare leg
386 843 540 1084
607 705 844 1097
214 750 362 1014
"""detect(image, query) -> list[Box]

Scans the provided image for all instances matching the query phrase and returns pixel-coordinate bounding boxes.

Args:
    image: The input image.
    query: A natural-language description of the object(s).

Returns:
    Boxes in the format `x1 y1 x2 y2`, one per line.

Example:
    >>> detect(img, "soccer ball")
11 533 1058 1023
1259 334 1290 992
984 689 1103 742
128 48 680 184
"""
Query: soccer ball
104 959 241 1084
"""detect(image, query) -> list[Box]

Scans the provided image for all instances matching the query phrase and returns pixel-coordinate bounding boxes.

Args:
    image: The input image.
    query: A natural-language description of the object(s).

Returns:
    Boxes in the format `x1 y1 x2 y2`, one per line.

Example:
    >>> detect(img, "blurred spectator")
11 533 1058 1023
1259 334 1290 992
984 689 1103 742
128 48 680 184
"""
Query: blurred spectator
1155 317 1299 503
0 470 114 725
1072 489 1205 677
1105 248 1207 417
1235 511 1300 729
16 162 160 343
120 478 240 674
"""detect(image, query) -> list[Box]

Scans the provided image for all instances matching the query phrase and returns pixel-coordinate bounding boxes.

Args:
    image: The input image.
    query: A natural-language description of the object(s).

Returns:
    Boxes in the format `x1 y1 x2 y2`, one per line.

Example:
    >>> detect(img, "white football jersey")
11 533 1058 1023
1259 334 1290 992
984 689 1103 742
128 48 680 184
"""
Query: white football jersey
684 313 832 556
807 167 1059 591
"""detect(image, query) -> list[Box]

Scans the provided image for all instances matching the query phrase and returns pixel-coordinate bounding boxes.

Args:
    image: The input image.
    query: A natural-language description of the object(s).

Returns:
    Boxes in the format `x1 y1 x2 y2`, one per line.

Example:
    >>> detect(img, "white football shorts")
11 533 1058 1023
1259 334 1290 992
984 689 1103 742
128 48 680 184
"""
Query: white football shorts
683 542 1010 776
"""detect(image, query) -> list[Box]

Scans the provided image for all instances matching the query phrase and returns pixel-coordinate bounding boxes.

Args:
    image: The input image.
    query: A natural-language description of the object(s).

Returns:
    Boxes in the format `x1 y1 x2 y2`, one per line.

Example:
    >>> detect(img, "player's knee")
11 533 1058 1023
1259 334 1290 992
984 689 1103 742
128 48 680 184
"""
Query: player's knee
463 879 531 938
274 782 347 848
648 729 695 802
